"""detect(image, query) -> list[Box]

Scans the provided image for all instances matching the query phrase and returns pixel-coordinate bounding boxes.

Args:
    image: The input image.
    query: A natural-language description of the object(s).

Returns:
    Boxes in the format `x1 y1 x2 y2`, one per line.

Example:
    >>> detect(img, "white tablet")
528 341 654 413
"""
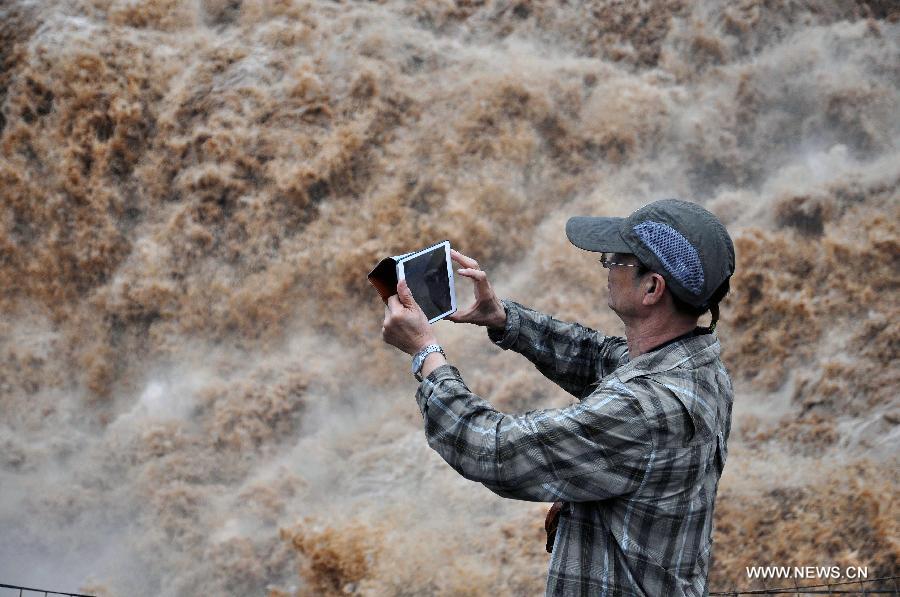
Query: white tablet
396 240 458 323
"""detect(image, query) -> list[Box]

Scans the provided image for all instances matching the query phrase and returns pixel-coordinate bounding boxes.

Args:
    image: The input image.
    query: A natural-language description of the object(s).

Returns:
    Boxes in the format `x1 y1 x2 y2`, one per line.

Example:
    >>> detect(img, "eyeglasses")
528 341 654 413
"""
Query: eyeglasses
599 253 641 269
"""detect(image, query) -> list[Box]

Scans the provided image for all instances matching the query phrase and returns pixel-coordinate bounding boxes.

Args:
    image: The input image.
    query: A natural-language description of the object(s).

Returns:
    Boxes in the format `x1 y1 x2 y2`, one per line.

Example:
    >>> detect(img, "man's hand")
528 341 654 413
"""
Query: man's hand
382 279 438 355
447 249 507 329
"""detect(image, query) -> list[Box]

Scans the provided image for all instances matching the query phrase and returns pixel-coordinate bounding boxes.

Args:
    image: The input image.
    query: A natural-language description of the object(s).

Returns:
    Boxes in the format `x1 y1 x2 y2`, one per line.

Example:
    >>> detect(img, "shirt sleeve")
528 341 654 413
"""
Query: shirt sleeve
415 364 653 503
487 299 629 400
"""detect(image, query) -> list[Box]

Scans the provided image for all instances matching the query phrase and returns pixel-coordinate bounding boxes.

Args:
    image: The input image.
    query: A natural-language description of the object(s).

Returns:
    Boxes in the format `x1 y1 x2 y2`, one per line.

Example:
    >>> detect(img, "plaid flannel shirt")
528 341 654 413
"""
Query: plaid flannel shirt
415 300 733 597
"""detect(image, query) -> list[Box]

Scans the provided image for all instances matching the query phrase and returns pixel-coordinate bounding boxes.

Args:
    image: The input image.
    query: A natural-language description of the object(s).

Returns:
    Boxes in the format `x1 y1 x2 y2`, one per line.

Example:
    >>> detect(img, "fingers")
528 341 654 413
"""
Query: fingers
398 279 410 295
446 309 472 323
387 282 422 319
457 268 492 301
450 249 480 270
397 279 423 312
387 294 403 314
448 299 478 320
456 268 487 282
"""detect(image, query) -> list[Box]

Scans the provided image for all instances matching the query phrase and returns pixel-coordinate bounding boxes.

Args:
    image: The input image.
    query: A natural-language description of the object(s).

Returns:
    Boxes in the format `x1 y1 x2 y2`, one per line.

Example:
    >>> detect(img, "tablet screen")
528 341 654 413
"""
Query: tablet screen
399 242 455 322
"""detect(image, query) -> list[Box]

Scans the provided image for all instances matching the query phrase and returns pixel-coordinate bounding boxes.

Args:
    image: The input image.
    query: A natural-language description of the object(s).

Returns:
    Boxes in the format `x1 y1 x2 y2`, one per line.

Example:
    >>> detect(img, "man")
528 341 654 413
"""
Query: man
381 199 735 596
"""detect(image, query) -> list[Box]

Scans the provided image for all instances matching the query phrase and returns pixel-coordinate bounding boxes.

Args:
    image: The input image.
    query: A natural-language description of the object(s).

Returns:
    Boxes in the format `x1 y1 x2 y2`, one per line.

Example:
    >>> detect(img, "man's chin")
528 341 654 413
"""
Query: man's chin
607 301 630 322
607 300 618 315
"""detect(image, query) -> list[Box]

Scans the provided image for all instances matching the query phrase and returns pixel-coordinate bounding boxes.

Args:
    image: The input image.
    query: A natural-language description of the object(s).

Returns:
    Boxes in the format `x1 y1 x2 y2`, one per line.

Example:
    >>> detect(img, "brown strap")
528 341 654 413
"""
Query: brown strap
544 501 563 553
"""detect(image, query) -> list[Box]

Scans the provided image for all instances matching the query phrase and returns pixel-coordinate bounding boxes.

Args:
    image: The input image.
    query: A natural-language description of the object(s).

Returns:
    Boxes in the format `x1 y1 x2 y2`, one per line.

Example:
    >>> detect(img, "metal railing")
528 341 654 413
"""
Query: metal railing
711 574 900 595
0 584 95 597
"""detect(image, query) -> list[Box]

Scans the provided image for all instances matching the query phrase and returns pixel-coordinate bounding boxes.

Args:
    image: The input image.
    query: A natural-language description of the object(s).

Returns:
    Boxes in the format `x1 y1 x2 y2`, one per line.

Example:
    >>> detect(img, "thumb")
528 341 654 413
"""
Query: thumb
397 279 415 307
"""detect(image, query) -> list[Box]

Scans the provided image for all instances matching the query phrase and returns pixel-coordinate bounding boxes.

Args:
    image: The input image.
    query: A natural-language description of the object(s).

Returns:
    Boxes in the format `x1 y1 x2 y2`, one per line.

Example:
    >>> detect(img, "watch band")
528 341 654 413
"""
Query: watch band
412 344 445 382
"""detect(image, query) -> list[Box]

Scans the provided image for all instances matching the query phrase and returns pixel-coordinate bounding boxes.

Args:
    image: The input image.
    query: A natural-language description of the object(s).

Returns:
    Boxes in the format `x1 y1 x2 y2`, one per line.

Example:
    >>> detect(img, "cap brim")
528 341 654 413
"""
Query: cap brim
566 216 631 253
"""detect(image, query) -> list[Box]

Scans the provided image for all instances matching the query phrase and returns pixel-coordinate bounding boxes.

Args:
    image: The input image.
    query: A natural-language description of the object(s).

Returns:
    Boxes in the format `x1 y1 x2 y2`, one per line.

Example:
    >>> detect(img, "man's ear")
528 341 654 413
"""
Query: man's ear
643 273 666 306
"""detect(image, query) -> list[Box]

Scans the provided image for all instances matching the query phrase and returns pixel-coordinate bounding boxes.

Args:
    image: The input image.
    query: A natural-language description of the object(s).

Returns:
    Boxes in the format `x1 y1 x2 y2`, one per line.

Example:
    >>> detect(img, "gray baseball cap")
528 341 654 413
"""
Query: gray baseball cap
566 199 735 308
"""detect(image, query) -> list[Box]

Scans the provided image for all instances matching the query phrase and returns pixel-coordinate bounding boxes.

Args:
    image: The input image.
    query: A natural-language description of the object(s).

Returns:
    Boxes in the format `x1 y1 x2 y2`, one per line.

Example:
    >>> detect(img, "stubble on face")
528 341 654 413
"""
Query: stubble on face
606 254 644 319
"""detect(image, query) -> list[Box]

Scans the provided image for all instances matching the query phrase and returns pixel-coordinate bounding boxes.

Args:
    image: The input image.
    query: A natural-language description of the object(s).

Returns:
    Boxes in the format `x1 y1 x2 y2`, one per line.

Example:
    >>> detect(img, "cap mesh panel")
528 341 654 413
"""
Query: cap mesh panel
633 221 705 295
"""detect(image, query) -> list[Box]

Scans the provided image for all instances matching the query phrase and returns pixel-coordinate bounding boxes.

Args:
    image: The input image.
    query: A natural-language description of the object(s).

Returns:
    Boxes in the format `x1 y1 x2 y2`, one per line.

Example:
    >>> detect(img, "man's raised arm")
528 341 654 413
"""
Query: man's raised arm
449 250 627 400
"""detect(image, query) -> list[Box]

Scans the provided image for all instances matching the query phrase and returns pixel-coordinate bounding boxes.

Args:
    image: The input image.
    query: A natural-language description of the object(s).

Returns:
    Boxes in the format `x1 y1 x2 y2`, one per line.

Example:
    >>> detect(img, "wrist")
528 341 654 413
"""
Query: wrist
419 351 447 380
488 302 508 330
413 335 439 355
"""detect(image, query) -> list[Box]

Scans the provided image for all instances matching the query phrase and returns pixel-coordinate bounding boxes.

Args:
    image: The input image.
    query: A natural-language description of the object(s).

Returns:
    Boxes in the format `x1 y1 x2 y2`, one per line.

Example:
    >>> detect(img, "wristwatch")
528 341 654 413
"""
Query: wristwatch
412 344 445 382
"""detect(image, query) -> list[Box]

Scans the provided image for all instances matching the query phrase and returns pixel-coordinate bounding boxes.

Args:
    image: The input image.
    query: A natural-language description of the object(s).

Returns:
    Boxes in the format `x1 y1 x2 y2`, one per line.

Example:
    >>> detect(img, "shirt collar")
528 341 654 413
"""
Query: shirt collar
616 330 720 381
644 326 710 355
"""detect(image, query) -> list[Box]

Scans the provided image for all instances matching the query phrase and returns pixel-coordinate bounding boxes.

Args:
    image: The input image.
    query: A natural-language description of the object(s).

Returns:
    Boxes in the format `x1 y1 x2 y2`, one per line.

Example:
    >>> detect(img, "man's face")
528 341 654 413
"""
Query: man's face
605 253 646 318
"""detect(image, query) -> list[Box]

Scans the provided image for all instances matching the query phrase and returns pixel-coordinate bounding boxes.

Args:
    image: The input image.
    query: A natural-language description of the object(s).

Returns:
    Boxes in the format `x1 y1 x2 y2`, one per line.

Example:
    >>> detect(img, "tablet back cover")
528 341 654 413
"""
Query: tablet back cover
367 257 398 301
367 251 413 301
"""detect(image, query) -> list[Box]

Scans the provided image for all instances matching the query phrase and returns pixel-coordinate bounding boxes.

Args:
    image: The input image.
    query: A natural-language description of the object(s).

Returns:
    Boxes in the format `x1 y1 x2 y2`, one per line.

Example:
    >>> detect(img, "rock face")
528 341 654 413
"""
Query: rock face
0 1 897 595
